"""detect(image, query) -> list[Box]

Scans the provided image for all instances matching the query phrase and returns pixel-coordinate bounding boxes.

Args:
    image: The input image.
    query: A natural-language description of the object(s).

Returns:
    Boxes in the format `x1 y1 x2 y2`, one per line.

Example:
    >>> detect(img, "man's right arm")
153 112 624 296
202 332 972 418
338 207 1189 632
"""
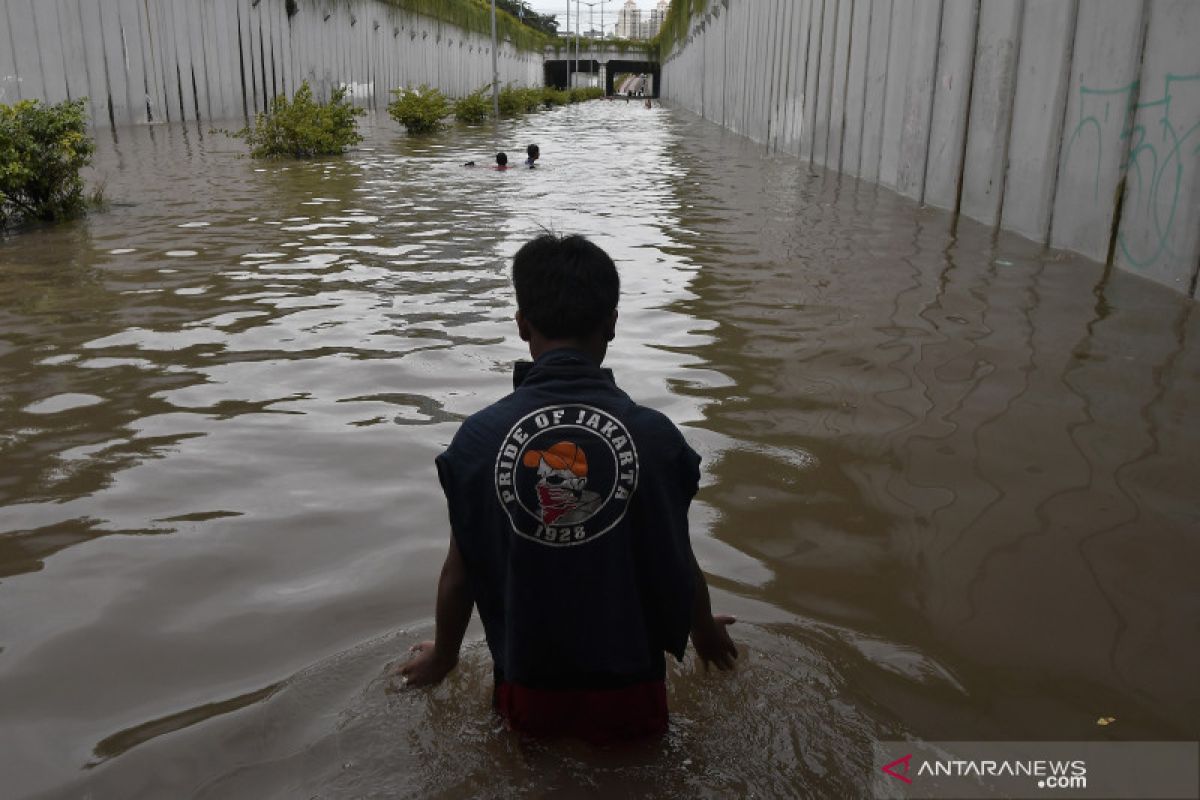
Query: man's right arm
398 536 474 686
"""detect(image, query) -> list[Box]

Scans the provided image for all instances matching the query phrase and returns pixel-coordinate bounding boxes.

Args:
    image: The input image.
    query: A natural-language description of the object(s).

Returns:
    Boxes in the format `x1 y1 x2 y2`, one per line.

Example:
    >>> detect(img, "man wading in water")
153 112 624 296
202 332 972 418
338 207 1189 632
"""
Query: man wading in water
398 234 737 743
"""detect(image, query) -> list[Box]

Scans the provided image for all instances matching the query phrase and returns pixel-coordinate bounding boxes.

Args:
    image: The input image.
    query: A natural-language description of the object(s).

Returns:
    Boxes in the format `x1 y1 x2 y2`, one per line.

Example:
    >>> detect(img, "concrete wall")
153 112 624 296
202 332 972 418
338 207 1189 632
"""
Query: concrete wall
661 0 1200 298
0 0 542 128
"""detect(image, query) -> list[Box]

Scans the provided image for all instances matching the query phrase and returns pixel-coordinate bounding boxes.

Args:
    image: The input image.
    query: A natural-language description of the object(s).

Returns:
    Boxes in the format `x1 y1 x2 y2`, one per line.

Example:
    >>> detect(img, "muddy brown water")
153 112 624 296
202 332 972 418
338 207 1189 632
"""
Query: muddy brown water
0 102 1197 798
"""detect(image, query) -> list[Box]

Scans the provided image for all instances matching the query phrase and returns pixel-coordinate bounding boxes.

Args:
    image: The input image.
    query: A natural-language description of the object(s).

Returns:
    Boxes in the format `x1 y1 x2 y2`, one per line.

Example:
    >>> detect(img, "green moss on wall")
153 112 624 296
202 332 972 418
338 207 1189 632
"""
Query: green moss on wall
370 0 551 52
653 0 709 58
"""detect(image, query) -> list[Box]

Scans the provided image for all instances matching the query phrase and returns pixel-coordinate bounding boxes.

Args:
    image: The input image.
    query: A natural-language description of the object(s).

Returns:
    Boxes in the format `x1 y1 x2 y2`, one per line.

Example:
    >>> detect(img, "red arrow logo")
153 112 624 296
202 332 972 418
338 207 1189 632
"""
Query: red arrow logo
882 754 914 784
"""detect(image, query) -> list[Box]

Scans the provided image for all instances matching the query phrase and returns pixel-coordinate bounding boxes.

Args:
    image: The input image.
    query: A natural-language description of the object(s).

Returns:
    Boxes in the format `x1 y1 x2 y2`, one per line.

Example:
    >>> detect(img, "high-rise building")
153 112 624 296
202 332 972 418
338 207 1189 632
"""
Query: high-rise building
615 0 670 40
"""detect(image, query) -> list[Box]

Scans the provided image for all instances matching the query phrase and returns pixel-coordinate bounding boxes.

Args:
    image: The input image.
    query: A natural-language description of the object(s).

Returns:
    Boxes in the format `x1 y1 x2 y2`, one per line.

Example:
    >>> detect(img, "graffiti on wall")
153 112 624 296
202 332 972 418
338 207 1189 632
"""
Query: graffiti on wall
1063 73 1200 269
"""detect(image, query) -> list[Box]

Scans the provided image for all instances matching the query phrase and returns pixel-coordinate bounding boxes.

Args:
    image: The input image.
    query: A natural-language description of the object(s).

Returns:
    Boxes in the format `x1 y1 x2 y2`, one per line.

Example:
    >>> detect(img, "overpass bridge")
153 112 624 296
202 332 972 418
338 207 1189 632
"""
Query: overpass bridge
543 42 660 98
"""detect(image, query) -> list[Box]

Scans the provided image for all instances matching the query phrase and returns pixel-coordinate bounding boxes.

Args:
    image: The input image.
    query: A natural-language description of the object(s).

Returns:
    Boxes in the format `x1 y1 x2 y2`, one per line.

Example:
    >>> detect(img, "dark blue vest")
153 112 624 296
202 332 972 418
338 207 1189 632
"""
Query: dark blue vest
436 348 700 689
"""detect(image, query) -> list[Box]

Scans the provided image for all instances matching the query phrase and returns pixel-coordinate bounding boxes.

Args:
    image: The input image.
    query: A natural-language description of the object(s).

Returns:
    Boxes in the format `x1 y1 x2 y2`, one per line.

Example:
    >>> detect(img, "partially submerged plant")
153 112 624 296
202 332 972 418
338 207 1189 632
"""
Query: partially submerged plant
497 84 527 118
389 85 451 134
236 81 364 158
454 87 491 125
541 88 571 108
0 98 95 227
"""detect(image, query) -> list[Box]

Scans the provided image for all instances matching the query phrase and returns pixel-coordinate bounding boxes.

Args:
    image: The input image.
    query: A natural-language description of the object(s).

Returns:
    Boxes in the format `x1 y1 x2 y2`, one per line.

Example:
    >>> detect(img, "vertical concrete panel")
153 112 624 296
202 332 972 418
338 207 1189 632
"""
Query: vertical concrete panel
860 0 892 181
78 0 113 124
277 0 293 98
181 0 211 120
32 0 67 103
959 0 1022 227
801 0 825 161
55 0 89 104
878 0 911 186
99 0 135 124
141 0 172 123
9 0 46 101
725 4 744 132
827 0 853 169
923 0 979 210
211 0 238 120
1000 0 1075 243
126 0 158 123
782 0 810 154
813 0 838 165
842 0 872 175
763 0 782 146
894 0 942 200
164 0 194 119
775 0 799 152
247 0 265 109
1114 0 1200 291
705 10 725 123
733 1 750 137
264 0 281 101
0 3 22 104
1050 0 1148 261
756 0 775 143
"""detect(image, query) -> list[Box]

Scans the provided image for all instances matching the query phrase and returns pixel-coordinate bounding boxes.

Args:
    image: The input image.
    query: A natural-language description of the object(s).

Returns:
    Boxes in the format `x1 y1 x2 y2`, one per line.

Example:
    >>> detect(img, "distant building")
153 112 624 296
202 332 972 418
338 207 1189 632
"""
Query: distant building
615 0 669 40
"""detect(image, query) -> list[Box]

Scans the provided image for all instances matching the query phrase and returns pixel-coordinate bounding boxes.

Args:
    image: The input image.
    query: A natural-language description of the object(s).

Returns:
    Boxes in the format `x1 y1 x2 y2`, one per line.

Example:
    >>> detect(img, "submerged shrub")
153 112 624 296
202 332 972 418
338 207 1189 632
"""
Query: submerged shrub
0 98 95 227
237 81 363 158
569 87 606 103
389 85 451 134
519 88 542 113
497 84 526 118
454 87 491 125
541 88 570 108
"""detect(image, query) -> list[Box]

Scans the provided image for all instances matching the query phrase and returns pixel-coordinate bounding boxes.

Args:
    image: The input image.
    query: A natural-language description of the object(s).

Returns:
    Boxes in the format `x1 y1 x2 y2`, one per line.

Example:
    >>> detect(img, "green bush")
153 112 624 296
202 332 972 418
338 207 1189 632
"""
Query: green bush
519 88 542 113
497 84 526 118
388 84 451 134
454 87 491 125
569 87 605 103
541 88 570 108
237 81 363 158
0 98 95 227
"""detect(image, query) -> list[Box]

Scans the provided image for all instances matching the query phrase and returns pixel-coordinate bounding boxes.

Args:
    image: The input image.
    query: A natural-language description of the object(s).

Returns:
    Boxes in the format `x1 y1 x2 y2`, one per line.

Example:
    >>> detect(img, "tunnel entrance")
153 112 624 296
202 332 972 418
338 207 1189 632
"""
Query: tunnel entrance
543 60 603 91
605 61 660 98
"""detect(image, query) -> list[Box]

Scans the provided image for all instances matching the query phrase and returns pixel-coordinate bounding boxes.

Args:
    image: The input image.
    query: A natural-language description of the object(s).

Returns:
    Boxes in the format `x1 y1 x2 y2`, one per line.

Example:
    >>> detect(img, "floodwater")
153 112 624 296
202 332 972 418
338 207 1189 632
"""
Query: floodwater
0 101 1197 798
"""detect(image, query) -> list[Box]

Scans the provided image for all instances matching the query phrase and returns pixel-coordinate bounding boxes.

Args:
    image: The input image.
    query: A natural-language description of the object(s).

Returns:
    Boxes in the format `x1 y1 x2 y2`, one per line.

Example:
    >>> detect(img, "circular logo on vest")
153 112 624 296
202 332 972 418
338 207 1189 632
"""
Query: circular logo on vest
494 404 640 547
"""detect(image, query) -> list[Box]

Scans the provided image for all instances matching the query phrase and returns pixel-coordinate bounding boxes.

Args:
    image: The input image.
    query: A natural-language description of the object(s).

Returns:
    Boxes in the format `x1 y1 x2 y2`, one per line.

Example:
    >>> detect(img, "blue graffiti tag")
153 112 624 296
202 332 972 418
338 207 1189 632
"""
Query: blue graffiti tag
1118 73 1200 268
1064 74 1200 268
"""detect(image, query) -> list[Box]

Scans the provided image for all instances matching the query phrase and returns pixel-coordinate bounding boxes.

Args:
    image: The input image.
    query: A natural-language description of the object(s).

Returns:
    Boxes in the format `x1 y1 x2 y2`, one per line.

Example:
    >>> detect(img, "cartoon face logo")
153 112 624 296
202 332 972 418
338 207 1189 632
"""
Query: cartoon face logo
495 405 639 547
522 441 604 526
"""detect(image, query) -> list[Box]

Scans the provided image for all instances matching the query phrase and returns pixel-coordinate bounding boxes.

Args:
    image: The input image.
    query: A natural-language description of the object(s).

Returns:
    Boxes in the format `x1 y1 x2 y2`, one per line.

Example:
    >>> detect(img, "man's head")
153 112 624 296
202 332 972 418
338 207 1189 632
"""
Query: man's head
512 234 619 359
527 143 540 162
496 152 508 167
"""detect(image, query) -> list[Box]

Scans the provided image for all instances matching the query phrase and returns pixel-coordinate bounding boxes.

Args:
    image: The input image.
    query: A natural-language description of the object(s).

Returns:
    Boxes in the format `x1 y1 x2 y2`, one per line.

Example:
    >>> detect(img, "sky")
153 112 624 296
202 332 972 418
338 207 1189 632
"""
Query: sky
522 0 639 36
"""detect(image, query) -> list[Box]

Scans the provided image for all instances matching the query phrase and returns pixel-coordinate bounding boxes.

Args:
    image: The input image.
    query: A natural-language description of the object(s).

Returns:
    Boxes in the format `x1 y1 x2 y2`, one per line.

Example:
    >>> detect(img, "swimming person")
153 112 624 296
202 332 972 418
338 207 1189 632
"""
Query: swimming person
495 152 509 171
397 234 738 744
525 144 540 168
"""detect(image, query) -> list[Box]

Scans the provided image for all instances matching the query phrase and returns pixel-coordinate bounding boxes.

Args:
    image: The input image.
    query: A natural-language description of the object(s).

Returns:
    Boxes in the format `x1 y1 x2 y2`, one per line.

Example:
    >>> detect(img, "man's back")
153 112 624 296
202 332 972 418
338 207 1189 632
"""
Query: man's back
436 348 698 693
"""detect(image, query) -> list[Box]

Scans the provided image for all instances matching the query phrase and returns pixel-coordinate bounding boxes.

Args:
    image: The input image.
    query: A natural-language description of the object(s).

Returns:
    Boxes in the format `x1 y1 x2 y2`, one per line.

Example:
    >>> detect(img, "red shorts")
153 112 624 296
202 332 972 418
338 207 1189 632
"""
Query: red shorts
495 680 668 745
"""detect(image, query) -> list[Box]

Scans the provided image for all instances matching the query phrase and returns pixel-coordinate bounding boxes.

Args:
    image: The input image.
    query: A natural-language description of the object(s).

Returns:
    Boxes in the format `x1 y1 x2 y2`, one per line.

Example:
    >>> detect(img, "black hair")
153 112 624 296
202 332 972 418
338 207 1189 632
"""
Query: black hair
512 234 619 340
527 143 539 158
496 152 508 166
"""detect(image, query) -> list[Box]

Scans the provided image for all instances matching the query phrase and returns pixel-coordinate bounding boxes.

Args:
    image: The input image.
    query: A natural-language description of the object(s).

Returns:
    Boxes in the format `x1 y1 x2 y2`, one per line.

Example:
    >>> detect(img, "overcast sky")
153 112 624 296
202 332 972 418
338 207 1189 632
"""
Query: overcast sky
523 0 642 35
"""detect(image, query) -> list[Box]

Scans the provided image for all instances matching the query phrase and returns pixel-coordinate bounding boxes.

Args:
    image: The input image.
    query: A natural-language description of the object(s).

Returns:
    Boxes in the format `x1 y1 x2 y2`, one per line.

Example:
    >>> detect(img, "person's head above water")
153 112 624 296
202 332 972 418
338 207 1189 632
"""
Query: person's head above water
495 152 508 169
526 144 540 165
512 234 618 364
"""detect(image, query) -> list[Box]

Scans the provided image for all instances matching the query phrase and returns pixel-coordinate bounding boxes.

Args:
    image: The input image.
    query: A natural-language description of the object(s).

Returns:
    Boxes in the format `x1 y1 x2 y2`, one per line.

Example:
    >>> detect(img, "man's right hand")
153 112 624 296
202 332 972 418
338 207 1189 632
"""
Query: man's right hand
691 614 738 671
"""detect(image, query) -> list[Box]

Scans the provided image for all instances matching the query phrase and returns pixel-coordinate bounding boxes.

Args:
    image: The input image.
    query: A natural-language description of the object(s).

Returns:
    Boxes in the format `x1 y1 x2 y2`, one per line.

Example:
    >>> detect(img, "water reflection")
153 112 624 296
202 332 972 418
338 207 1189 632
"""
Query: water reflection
0 102 1196 798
